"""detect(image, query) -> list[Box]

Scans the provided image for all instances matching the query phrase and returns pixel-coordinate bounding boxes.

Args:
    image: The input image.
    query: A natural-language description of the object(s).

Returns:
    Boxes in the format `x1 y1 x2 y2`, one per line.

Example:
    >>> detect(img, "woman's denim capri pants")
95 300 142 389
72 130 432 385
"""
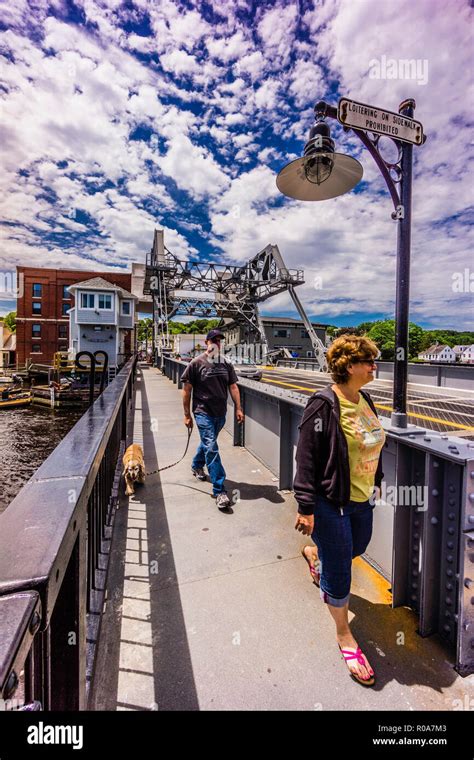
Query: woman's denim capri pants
311 494 375 607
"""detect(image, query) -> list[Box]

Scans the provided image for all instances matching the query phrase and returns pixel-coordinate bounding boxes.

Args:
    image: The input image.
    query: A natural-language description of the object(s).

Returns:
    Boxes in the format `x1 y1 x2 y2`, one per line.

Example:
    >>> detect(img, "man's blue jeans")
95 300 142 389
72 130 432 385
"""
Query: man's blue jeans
311 495 375 607
192 413 227 496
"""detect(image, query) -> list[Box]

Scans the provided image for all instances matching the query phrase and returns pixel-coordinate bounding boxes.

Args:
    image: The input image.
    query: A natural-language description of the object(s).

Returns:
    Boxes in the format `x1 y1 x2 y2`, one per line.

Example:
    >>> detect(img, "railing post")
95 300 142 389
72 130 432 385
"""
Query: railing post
49 528 87 710
278 400 292 490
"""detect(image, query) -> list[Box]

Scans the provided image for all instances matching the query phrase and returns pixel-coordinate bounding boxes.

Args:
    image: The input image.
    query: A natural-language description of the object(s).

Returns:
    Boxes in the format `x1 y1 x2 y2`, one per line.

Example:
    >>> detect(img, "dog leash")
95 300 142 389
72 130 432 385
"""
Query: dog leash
145 426 193 477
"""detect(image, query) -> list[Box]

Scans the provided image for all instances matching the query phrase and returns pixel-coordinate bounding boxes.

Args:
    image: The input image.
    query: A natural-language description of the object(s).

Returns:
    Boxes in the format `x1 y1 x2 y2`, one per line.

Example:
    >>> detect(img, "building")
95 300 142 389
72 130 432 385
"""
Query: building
16 267 132 366
418 344 457 363
220 316 327 361
459 345 474 364
173 333 206 358
0 321 16 369
452 345 470 360
67 277 137 374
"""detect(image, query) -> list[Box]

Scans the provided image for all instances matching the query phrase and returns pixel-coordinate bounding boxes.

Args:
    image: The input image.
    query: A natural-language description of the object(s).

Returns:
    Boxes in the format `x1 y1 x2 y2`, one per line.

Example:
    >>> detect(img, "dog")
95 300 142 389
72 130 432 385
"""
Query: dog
122 443 146 496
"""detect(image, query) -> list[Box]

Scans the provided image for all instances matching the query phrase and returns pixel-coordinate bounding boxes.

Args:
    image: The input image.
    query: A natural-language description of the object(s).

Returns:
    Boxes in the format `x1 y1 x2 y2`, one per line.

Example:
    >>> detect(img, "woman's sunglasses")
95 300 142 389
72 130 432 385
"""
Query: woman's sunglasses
352 358 378 367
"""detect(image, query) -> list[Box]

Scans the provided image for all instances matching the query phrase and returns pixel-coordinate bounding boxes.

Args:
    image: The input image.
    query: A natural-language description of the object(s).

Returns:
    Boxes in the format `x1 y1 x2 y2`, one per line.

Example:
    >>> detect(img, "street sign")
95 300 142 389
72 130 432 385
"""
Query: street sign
337 97 424 145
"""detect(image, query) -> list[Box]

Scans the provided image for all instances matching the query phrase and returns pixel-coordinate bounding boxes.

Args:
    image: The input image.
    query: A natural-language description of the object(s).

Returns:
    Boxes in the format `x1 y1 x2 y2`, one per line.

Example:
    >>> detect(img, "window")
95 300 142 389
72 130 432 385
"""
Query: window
32 344 41 353
273 329 290 338
32 283 42 297
80 293 95 309
32 323 41 337
301 329 309 338
32 301 41 314
58 324 68 338
121 301 131 315
63 285 71 299
98 293 112 309
62 303 71 316
306 351 313 357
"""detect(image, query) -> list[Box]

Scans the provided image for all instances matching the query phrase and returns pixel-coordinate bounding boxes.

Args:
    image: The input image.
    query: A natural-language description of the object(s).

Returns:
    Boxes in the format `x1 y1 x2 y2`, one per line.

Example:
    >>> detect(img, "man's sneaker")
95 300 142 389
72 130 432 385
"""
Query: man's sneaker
215 491 231 510
192 467 207 481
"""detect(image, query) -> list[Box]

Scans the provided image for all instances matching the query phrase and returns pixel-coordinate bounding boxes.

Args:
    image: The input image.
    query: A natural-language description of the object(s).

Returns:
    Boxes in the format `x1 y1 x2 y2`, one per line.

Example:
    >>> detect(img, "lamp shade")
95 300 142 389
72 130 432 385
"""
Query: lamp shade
276 152 363 201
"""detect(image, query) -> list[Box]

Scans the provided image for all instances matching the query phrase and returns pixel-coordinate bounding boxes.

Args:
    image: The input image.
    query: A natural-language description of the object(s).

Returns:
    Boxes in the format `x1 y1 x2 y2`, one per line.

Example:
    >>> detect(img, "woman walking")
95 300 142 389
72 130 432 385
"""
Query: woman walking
293 334 386 687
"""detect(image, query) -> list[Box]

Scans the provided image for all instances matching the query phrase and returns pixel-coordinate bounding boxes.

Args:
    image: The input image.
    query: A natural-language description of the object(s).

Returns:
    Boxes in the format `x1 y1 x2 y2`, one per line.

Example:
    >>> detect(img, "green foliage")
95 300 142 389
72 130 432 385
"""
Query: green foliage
325 319 473 361
3 311 16 333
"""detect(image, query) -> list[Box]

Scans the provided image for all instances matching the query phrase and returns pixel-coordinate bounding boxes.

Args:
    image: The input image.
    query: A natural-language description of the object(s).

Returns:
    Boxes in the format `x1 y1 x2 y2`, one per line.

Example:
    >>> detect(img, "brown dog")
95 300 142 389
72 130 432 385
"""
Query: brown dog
122 443 146 496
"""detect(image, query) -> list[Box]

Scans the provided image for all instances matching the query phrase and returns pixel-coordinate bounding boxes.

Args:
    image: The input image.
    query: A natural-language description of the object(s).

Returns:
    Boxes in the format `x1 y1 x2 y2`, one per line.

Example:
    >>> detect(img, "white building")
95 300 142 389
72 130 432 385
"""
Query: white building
418 344 457 363
0 321 16 369
459 345 474 364
67 277 137 376
173 333 207 357
452 345 470 359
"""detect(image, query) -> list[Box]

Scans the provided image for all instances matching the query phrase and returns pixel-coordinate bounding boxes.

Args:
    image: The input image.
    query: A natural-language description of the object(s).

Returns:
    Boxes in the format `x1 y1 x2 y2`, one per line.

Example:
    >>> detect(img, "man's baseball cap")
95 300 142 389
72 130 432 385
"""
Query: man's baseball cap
205 328 225 341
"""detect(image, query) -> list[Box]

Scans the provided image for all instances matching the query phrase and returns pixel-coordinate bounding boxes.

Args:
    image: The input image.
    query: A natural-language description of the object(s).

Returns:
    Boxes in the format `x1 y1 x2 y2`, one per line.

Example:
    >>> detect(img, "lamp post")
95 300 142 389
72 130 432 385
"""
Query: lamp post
276 97 425 430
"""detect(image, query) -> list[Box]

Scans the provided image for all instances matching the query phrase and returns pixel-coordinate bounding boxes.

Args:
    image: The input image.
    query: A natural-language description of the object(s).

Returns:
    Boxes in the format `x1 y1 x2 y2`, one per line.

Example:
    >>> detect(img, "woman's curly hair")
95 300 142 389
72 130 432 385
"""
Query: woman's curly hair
326 334 379 384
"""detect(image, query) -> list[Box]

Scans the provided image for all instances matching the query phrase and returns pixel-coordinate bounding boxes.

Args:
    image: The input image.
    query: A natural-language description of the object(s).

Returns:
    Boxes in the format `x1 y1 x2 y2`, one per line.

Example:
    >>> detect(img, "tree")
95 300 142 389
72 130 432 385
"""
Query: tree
3 311 16 333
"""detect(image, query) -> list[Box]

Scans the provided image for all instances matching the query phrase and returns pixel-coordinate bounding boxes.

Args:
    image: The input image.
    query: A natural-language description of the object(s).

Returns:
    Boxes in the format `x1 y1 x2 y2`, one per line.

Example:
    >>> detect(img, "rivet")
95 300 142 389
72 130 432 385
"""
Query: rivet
446 597 452 605
433 461 439 468
424 437 431 442
448 499 455 506
432 489 439 497
411 582 418 589
469 494 474 503
447 541 454 549
431 517 438 525
448 526 455 534
447 569 453 577
448 513 455 520
446 583 453 590
409 434 416 439
443 624 450 632
414 520 419 527
411 594 417 601
448 484 455 492
447 555 453 563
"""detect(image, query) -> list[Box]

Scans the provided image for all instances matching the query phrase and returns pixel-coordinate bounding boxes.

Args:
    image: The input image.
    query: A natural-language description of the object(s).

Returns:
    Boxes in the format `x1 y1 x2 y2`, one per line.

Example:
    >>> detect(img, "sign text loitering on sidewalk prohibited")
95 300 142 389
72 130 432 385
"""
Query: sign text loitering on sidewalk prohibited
337 97 424 145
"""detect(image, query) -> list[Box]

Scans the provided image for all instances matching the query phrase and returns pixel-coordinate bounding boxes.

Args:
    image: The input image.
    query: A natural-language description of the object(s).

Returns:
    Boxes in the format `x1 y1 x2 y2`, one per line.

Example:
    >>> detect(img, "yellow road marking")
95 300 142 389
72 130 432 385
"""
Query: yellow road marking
261 376 474 432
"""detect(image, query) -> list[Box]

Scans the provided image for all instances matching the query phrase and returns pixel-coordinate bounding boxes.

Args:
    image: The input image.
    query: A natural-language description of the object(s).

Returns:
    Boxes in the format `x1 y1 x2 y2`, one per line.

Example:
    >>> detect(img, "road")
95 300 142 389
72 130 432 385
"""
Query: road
257 366 474 439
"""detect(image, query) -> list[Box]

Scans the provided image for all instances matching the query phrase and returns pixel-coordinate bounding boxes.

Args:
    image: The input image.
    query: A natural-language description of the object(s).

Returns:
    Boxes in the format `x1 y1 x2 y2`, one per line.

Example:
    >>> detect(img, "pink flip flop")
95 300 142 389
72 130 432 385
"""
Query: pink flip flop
338 644 375 687
301 546 321 587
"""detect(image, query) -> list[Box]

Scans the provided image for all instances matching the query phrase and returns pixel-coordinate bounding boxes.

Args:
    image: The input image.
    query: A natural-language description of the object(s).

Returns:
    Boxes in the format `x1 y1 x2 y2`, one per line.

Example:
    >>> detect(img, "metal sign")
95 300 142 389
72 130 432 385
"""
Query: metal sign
338 97 424 145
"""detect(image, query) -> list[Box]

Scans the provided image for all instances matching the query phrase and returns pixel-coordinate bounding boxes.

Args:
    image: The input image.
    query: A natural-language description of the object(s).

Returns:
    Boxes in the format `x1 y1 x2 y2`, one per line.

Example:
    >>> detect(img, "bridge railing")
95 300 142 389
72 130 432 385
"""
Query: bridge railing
0 355 138 710
276 358 474 390
162 356 474 677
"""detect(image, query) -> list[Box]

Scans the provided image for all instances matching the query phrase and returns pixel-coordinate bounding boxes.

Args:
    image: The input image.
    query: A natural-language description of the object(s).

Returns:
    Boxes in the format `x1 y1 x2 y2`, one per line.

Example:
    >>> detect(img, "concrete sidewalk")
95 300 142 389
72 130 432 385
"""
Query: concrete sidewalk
90 363 474 711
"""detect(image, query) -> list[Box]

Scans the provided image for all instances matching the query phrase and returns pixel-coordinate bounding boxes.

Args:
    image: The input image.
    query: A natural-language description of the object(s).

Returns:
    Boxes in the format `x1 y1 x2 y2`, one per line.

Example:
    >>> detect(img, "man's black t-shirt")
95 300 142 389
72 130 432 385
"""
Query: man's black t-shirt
180 353 238 417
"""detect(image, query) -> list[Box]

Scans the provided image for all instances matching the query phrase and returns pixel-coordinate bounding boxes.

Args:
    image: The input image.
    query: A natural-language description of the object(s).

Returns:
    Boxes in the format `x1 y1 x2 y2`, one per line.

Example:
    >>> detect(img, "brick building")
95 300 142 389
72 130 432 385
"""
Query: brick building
16 267 132 366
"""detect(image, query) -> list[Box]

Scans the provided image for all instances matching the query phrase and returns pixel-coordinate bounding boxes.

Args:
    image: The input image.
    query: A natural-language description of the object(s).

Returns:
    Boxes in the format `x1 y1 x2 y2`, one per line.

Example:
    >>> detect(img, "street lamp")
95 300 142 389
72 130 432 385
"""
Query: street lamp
276 98 426 431
276 112 363 201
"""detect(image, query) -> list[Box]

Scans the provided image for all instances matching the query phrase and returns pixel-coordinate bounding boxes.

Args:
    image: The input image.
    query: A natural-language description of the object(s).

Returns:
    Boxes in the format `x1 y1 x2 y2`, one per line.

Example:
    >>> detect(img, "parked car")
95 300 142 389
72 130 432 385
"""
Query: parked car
227 356 262 381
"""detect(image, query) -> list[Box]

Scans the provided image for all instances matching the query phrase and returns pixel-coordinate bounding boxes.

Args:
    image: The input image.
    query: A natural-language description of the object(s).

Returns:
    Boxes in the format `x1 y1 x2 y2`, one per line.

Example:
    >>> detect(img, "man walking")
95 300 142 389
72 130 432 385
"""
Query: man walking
180 328 244 510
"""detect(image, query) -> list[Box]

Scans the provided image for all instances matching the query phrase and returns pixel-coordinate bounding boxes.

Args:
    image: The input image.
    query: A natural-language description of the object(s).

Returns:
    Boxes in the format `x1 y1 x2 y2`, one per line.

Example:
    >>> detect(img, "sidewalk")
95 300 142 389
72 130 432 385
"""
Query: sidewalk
90 363 474 711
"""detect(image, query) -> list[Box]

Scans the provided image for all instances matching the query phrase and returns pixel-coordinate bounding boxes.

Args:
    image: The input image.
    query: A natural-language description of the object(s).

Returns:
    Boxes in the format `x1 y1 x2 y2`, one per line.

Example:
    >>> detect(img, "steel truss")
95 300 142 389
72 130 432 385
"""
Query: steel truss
144 230 327 368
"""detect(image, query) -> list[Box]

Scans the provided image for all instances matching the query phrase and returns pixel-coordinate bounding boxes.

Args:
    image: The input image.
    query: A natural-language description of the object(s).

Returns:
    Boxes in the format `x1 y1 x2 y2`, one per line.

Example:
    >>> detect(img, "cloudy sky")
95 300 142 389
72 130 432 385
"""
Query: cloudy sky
0 0 472 328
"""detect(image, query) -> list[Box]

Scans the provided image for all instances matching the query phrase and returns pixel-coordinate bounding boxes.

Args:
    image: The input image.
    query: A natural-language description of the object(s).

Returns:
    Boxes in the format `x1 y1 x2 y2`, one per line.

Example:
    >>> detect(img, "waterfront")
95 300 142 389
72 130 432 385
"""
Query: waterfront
0 406 83 514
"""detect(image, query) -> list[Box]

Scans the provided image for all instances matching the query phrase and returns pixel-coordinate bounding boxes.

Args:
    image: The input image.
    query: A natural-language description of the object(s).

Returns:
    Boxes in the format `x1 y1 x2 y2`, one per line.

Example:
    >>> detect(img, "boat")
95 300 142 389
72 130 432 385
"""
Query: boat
0 390 32 409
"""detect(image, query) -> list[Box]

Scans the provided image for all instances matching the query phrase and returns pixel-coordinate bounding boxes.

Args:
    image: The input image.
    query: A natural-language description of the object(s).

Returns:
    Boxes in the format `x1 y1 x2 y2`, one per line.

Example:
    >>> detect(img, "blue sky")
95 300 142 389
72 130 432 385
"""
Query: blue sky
0 0 473 329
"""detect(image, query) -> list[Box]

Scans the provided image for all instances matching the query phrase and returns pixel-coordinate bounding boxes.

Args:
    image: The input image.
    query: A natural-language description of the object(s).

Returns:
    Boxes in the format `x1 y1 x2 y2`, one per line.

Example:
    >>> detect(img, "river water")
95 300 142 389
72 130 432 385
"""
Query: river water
0 406 83 514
